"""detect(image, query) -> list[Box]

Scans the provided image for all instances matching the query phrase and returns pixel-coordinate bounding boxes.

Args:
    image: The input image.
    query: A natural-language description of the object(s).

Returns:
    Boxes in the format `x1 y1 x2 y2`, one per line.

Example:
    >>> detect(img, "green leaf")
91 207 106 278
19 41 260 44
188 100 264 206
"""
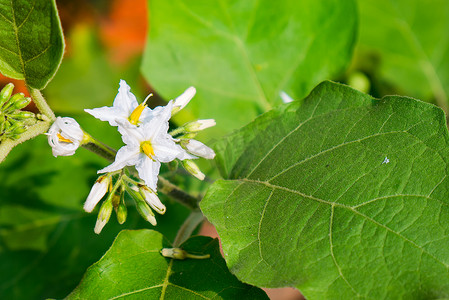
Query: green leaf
357 0 449 110
201 81 449 299
67 230 268 299
142 0 357 135
0 115 189 299
0 0 64 89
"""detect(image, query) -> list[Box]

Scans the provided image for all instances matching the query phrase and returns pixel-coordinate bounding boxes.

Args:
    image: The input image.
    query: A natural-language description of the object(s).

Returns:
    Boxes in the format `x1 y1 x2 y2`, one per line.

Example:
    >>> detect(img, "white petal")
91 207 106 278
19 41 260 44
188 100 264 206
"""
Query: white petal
84 176 109 212
114 80 138 115
117 123 145 145
280 91 294 103
140 186 166 214
184 139 215 159
172 87 196 113
98 145 140 173
135 156 160 191
153 137 192 162
47 117 84 157
85 107 124 127
186 119 216 132
143 102 173 140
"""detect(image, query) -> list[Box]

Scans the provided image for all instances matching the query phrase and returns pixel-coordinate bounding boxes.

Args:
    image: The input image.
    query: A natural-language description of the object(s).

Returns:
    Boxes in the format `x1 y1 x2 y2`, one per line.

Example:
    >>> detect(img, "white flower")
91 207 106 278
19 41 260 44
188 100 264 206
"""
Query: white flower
83 175 110 212
171 87 196 115
98 101 194 191
181 139 215 159
85 80 158 127
280 91 294 103
139 185 166 214
47 117 85 157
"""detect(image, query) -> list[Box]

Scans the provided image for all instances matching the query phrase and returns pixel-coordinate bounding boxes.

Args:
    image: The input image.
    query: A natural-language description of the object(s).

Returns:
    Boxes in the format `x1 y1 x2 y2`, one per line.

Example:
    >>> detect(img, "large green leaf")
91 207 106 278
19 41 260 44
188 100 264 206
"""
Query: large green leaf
0 0 64 89
201 81 449 299
142 0 356 135
67 230 268 299
357 0 449 110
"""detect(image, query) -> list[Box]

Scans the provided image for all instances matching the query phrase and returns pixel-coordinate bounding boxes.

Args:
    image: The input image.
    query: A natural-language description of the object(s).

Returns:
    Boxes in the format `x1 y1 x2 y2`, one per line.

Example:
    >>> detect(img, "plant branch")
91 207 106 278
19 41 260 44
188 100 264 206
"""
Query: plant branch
29 88 55 121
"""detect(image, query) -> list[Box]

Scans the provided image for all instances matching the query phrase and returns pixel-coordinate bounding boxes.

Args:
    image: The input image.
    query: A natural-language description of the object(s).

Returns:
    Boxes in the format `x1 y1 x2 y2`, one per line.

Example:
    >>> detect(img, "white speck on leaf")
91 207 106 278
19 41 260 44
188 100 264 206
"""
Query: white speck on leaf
382 157 390 164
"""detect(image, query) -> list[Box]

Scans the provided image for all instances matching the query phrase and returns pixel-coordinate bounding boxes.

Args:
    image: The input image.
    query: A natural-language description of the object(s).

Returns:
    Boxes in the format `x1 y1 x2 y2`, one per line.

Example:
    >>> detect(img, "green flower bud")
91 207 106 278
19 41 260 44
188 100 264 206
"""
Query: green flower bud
94 197 113 234
160 248 210 260
115 201 127 225
12 97 31 110
10 111 35 120
0 83 14 108
182 159 205 180
135 197 156 226
3 93 25 112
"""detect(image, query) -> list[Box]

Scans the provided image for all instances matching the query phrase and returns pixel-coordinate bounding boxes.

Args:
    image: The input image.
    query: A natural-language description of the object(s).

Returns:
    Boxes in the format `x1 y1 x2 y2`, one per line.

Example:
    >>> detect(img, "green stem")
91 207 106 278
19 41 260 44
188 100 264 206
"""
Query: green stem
173 209 204 247
158 176 200 209
29 88 55 121
81 133 117 162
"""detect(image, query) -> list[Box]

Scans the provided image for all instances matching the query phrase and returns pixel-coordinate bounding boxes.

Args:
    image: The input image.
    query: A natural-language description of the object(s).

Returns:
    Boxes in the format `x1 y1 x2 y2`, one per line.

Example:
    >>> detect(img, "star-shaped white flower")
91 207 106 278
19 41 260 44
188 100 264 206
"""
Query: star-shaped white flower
98 101 194 191
85 80 158 127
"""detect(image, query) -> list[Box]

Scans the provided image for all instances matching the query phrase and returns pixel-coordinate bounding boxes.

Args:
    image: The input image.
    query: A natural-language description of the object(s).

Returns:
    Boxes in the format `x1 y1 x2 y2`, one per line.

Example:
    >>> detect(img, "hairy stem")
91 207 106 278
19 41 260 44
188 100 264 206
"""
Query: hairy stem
29 88 55 121
82 133 117 162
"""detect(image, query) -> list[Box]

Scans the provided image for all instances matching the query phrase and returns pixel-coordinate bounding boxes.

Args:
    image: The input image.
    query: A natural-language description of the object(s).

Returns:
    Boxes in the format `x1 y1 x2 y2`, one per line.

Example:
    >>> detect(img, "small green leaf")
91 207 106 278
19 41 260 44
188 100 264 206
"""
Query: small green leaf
202 81 449 298
357 0 449 110
67 230 268 299
142 0 357 134
0 0 64 89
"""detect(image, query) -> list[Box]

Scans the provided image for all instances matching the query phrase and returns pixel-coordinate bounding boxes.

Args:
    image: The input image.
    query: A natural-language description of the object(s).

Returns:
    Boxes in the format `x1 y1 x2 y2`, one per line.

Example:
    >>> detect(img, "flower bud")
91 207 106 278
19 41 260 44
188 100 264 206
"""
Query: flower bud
94 197 113 234
161 248 210 260
181 139 215 159
139 185 166 215
161 248 187 260
3 93 25 112
135 198 157 226
182 159 205 180
115 200 127 225
172 87 196 115
10 111 35 120
0 83 14 107
185 119 216 132
84 175 110 212
12 96 31 110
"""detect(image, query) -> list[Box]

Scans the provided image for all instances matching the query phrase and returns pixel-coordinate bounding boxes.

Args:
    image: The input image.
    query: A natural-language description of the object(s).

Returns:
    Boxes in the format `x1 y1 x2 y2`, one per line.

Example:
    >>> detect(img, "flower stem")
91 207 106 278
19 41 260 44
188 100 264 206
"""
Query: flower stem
29 88 55 121
157 176 200 209
81 133 117 162
173 209 204 247
81 133 201 210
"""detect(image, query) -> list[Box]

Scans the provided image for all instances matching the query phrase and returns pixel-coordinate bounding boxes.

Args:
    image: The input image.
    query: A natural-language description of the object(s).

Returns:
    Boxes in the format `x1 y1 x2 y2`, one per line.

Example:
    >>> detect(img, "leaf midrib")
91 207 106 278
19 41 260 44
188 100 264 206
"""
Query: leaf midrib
241 178 449 270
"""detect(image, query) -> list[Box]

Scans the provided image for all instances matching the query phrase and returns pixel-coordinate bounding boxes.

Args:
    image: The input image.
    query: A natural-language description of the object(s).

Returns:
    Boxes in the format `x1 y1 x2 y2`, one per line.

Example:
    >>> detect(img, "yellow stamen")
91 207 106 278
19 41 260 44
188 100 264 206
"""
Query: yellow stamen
128 93 153 125
141 141 155 160
57 133 73 143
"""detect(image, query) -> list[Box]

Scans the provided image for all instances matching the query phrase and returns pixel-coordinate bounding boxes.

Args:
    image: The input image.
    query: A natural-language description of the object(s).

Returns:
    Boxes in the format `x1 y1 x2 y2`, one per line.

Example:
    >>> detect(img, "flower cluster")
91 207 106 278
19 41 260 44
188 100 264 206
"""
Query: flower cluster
47 80 215 233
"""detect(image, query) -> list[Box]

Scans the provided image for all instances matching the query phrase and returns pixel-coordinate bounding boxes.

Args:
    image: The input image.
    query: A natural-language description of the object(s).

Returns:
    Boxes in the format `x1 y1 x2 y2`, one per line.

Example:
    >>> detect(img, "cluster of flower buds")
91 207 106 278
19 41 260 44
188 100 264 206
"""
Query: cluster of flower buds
83 173 167 234
169 118 216 180
0 83 35 141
